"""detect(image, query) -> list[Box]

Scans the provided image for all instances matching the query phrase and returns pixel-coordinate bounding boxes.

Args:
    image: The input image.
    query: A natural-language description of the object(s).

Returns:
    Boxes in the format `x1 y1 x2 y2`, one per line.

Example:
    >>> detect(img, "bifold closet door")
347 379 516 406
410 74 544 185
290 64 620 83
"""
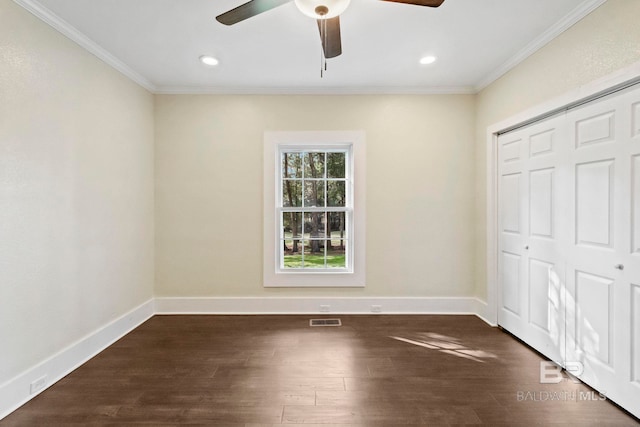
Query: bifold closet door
564 85 640 417
497 114 568 365
498 82 640 418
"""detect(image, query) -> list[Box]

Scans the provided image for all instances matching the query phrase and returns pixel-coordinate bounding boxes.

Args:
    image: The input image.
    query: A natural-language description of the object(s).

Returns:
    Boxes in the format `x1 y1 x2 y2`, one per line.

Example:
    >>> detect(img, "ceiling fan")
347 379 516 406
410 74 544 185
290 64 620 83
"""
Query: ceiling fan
216 0 445 60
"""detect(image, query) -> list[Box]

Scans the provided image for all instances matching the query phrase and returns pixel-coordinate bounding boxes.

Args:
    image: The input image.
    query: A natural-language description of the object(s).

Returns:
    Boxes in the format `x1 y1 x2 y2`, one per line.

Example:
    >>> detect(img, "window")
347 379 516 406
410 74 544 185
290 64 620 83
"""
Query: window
263 131 365 287
280 149 350 271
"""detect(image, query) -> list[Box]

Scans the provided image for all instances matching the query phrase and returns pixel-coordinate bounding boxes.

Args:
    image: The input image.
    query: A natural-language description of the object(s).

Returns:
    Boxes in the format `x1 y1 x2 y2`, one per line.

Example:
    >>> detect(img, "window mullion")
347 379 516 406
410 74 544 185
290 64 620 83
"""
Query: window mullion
301 204 305 269
324 152 328 269
279 207 350 213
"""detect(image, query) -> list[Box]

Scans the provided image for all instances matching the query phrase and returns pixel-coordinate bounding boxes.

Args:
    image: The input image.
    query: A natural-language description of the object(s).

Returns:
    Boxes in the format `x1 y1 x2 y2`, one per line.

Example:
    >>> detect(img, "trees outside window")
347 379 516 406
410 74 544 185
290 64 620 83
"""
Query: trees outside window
279 149 349 270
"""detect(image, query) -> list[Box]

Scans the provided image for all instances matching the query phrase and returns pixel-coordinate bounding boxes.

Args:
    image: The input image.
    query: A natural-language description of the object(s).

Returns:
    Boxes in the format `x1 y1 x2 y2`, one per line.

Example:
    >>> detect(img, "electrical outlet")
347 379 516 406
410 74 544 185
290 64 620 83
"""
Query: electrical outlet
371 305 382 313
319 305 330 313
30 375 47 394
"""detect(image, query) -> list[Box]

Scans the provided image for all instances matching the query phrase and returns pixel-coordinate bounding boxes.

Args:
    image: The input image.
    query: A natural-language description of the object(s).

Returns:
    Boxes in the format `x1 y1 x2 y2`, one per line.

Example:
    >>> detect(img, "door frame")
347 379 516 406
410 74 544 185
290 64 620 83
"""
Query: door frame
484 60 640 325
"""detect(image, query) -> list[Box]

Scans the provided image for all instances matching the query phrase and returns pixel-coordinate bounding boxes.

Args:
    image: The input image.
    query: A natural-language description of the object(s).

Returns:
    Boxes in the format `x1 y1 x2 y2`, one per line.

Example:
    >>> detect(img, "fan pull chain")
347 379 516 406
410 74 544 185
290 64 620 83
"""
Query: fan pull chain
320 17 326 78
324 17 327 74
316 8 328 78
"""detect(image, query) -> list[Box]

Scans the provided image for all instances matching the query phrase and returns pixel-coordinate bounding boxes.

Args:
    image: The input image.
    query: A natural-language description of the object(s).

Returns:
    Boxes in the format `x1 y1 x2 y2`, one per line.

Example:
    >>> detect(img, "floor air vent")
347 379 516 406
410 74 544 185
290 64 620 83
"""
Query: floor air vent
310 319 342 327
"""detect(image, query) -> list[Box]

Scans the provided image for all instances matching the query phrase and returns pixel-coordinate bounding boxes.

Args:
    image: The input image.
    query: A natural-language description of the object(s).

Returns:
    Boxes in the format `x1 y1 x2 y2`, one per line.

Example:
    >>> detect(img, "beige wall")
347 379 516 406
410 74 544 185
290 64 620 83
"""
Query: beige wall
155 94 476 297
474 0 640 298
4 0 637 389
0 1 155 384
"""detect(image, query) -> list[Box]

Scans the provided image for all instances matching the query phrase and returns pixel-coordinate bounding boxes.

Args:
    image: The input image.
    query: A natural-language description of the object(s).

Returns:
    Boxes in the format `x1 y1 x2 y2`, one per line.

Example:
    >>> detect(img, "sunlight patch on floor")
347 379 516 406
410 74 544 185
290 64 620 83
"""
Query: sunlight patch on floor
389 332 498 363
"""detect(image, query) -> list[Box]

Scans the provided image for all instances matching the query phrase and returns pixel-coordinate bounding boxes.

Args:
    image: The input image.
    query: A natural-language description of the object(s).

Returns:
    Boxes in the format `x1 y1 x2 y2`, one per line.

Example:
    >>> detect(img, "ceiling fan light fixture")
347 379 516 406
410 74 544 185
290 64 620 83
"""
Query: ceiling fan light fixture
199 55 220 66
294 0 351 19
419 55 437 65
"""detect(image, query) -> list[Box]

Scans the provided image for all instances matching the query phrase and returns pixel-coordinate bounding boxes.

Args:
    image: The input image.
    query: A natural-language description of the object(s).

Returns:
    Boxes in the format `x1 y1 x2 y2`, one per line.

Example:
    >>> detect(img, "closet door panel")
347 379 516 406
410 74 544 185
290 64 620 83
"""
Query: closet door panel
625 93 640 412
500 173 522 236
498 131 528 335
566 96 621 386
565 86 640 417
498 115 566 363
529 129 554 157
633 155 640 255
632 102 640 139
574 270 614 366
632 284 640 385
575 110 615 148
575 159 615 249
529 168 554 239
528 257 555 332
524 117 566 363
501 251 522 316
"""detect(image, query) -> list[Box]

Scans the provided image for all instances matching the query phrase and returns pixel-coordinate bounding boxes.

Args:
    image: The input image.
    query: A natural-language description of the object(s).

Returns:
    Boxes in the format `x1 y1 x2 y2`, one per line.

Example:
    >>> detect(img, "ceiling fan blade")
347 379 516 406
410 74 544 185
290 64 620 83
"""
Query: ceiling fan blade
216 0 292 25
317 16 342 59
379 0 445 7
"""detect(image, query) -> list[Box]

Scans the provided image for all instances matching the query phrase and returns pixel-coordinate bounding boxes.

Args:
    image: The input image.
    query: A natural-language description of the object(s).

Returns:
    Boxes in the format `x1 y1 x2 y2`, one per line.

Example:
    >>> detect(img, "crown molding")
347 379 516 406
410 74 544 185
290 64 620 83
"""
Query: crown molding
12 0 157 93
153 85 477 95
474 0 607 92
9 0 473 96
13 0 604 96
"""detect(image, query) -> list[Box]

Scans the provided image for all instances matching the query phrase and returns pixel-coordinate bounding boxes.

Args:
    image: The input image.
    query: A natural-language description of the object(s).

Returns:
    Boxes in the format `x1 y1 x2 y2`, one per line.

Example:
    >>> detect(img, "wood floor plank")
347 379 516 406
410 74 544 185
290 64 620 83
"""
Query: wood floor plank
315 389 499 407
282 404 423 424
214 363 371 378
136 390 316 407
1 315 637 426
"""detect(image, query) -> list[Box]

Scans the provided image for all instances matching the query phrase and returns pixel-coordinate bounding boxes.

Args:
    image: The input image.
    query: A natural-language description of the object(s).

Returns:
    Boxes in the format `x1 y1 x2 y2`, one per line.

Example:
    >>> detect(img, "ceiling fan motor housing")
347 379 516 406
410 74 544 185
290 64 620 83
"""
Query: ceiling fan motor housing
315 5 329 16
294 0 351 18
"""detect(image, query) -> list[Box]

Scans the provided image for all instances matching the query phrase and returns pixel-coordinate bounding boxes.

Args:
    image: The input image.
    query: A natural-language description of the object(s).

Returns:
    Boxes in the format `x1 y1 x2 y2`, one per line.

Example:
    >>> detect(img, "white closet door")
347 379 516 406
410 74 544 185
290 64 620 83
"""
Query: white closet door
565 85 640 417
498 83 640 418
629 90 640 416
498 114 567 364
498 129 527 337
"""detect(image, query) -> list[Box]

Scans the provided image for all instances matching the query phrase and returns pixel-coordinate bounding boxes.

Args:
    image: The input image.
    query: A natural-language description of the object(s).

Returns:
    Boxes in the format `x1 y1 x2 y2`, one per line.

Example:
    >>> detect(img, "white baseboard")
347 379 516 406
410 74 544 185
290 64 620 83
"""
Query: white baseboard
472 298 496 326
155 296 489 318
0 299 154 420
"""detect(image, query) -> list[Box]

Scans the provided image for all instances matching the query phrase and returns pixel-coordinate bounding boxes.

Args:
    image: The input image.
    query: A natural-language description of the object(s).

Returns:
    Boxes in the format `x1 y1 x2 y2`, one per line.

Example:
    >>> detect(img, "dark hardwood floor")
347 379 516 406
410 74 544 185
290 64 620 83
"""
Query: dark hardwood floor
2 315 638 426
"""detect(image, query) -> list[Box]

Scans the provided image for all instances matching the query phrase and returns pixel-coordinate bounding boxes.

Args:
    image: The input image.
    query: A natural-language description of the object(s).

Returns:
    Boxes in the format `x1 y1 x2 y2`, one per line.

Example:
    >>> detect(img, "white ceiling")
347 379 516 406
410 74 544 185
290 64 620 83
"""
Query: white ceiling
18 0 604 93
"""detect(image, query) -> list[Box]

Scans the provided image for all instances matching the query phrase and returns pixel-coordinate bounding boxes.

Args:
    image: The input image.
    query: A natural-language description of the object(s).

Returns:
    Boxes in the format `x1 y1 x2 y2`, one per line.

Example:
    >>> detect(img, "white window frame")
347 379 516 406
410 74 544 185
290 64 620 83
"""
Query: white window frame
263 131 366 288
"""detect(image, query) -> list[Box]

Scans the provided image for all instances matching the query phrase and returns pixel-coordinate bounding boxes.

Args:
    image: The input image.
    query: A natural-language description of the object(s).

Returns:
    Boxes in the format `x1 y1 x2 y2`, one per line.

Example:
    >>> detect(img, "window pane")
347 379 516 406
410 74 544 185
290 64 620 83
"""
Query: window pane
303 239 325 268
304 152 325 178
282 152 302 178
327 152 345 178
304 181 325 207
328 212 346 242
282 180 302 207
283 240 302 269
327 181 345 207
304 212 326 239
282 212 302 239
273 141 358 278
326 239 346 269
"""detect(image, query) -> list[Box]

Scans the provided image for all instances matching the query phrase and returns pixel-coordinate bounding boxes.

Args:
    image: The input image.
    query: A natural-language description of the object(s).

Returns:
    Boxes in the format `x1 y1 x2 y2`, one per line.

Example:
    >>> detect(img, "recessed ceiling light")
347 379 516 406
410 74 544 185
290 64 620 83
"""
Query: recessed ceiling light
419 55 437 65
199 55 219 66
